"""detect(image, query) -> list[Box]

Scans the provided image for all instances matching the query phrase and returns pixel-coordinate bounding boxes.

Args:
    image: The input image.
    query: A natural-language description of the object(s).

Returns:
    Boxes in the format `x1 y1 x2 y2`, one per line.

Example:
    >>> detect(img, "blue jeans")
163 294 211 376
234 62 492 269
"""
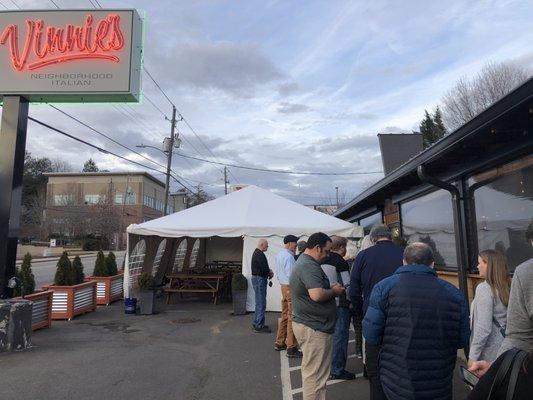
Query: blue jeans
251 275 267 329
331 307 351 375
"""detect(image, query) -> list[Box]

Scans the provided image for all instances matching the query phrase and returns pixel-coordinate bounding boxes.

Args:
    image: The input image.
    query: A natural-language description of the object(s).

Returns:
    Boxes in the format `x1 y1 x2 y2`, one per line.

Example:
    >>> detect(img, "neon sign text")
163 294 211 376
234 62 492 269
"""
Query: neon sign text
0 14 125 71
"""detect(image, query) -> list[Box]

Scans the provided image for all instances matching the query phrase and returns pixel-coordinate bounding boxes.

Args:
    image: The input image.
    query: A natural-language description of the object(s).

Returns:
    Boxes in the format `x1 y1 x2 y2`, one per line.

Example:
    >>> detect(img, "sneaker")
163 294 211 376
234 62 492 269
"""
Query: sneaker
253 326 272 333
329 370 356 380
355 351 363 359
274 343 287 351
286 347 303 358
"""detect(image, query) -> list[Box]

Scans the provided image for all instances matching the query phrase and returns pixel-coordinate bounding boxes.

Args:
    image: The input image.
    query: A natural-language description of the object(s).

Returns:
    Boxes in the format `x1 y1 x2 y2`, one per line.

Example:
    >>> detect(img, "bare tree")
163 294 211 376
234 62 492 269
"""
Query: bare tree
51 159 73 172
442 61 530 130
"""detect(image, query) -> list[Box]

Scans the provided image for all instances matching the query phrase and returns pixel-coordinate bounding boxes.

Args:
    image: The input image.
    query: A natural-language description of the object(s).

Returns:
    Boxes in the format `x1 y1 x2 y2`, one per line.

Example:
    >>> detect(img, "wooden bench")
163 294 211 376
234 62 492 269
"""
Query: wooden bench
164 273 226 305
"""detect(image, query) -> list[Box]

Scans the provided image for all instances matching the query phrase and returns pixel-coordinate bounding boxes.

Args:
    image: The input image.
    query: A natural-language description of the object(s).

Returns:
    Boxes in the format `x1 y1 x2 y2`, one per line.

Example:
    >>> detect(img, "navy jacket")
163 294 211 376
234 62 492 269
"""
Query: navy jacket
349 240 403 316
363 264 470 400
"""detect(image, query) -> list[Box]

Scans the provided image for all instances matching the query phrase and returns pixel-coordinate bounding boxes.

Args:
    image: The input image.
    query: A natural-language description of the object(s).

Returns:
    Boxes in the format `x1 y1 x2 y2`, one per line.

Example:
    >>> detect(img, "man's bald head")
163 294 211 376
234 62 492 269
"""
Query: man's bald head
257 239 269 252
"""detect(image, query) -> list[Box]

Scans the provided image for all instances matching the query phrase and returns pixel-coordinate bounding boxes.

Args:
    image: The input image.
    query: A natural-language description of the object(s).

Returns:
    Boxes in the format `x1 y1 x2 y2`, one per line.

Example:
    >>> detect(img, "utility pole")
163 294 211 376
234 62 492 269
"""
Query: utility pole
224 166 228 195
335 186 339 208
163 106 177 216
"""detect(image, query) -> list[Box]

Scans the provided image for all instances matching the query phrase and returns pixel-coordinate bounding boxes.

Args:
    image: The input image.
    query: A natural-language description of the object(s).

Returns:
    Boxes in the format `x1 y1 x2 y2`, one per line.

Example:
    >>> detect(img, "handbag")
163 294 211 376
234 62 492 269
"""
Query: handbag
486 347 528 400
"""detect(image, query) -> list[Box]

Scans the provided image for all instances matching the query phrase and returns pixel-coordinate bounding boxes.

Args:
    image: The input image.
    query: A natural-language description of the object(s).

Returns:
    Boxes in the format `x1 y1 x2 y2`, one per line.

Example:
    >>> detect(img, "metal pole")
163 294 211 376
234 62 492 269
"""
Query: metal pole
417 166 469 306
163 106 176 216
0 96 29 298
224 167 228 195
335 187 339 208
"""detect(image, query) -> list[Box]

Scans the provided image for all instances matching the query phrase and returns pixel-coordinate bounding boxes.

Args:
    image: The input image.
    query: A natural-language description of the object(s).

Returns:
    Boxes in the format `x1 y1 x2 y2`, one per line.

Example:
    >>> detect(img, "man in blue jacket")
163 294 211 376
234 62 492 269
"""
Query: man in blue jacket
363 242 470 400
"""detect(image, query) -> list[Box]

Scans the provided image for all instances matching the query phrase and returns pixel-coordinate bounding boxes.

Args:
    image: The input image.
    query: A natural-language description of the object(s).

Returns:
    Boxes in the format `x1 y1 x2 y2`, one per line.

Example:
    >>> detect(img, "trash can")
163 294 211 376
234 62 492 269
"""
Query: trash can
124 297 137 314
0 299 32 352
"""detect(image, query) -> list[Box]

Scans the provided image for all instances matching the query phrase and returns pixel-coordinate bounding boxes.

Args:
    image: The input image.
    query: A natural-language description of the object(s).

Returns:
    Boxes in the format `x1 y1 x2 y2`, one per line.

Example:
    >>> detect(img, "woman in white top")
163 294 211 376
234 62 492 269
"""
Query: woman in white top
469 249 511 366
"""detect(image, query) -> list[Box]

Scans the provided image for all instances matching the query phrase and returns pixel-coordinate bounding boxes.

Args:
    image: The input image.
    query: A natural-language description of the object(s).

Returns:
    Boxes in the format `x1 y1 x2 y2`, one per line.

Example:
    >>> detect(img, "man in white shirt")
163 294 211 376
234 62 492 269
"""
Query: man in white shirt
275 234 302 358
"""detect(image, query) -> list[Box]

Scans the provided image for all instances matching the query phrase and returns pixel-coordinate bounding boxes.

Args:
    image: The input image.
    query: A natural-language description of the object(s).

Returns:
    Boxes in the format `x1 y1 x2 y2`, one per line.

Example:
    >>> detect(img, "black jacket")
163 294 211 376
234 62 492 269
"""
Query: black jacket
251 248 269 278
324 252 350 308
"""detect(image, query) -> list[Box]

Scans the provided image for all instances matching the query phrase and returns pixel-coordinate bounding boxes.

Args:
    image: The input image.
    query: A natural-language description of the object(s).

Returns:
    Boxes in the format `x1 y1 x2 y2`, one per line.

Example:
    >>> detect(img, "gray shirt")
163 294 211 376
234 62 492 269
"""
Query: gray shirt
290 253 337 334
498 258 533 355
470 281 507 362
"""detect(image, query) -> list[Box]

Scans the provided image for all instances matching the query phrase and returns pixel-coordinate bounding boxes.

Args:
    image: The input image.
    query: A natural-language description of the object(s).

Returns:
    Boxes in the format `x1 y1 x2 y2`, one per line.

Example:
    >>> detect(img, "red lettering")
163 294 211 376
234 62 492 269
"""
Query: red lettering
0 13 125 71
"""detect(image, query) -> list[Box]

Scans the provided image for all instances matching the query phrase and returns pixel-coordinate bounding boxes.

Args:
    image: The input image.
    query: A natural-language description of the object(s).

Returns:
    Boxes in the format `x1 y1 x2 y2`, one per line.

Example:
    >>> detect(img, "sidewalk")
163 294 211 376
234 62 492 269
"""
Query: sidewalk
1 297 472 400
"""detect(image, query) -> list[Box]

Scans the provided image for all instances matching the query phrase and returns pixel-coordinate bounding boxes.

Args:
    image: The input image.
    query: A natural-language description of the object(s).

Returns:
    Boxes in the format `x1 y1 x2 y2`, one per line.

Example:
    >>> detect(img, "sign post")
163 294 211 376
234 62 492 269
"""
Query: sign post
0 9 143 296
0 96 28 298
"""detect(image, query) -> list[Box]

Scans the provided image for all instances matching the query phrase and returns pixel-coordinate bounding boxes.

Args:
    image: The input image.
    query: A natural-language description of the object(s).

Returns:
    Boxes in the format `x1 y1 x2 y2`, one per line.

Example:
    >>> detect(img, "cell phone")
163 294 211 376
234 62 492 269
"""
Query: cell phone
459 366 479 388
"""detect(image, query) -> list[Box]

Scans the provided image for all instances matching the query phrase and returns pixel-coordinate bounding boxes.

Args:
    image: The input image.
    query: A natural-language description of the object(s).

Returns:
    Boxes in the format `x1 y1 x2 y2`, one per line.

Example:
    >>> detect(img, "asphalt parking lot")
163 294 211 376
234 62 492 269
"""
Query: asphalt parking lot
1 296 471 400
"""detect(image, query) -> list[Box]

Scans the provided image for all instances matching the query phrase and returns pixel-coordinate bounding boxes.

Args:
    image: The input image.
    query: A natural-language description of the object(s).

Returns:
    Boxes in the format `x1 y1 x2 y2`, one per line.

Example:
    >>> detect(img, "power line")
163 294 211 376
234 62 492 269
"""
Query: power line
171 151 383 176
93 0 103 8
144 67 175 108
48 105 170 173
0 1 8 10
27 114 197 195
49 0 59 8
144 94 170 120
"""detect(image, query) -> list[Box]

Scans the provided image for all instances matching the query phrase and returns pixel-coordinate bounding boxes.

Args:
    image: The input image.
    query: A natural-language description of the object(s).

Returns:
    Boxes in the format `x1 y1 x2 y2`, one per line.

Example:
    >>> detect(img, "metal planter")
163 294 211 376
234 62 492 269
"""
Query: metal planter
85 273 124 305
232 290 247 315
139 290 155 315
41 281 97 320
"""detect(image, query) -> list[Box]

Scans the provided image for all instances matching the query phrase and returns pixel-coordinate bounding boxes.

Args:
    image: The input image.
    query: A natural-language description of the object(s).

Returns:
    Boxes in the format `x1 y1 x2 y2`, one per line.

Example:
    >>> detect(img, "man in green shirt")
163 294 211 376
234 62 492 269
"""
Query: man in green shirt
290 232 345 400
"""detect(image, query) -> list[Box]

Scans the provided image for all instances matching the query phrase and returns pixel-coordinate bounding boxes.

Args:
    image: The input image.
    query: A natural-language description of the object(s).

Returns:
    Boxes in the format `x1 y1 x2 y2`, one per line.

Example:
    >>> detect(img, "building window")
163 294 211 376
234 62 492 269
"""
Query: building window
470 157 533 272
401 189 457 269
358 212 383 235
54 194 74 205
84 194 102 204
116 192 137 205
143 195 155 209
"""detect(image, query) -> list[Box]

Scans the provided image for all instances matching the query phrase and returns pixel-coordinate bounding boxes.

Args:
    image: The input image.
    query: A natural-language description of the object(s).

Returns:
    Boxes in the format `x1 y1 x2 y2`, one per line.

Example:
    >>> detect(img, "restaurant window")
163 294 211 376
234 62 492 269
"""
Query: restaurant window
172 240 187 273
470 157 533 272
129 239 146 289
152 239 167 278
189 239 200 269
358 212 383 235
401 189 457 269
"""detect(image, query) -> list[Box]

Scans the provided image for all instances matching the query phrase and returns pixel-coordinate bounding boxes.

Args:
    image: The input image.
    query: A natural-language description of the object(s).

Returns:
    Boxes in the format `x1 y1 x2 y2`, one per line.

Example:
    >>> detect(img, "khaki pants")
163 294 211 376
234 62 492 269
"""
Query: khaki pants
293 321 333 400
275 285 298 349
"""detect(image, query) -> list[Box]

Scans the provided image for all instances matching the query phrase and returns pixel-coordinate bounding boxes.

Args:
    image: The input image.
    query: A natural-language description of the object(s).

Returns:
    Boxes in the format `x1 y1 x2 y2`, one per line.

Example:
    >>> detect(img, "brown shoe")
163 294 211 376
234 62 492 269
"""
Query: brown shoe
274 343 287 351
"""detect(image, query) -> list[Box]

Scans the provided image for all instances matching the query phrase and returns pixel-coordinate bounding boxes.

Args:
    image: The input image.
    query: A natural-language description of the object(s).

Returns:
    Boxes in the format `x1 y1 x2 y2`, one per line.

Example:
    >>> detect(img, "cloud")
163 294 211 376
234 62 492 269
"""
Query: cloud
277 102 312 114
277 82 299 96
152 41 285 97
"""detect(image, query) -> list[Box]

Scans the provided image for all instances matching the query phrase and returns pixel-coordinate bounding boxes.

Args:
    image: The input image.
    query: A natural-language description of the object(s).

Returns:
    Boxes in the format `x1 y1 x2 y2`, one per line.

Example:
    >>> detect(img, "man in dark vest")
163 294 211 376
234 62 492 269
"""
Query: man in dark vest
363 242 470 400
251 238 273 333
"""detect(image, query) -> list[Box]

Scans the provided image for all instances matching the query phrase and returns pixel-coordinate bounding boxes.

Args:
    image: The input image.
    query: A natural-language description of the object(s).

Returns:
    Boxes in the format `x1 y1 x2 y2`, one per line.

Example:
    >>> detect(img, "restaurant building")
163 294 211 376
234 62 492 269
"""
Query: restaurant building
335 78 533 301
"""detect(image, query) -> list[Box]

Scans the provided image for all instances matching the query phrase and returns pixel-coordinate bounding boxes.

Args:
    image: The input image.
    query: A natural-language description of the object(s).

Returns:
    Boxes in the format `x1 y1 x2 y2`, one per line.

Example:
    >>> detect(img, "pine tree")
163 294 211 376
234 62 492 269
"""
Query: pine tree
93 250 109 276
19 253 36 295
82 158 99 172
419 110 437 149
433 107 447 139
105 252 118 276
72 256 85 284
54 252 72 286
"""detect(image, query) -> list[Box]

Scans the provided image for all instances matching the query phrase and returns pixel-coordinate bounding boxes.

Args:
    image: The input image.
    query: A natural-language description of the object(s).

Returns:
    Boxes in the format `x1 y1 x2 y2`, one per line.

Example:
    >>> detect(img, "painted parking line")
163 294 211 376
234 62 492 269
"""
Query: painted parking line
290 373 365 395
280 350 293 400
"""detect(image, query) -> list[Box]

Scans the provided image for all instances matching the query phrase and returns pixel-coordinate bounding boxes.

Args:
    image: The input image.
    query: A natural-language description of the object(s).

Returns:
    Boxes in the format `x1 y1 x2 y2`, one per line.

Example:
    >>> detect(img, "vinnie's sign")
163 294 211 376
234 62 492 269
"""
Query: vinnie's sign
0 9 143 103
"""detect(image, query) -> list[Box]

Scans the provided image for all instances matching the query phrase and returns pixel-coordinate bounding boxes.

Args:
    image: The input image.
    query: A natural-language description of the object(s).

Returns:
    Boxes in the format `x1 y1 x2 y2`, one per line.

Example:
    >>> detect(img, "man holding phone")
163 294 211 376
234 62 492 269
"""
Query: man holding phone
324 235 356 381
290 232 345 400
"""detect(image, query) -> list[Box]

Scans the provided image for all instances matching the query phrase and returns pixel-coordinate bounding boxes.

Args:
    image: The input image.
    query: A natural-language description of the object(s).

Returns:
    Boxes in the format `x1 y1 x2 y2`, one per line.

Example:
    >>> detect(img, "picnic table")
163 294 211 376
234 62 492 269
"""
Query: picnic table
164 272 226 305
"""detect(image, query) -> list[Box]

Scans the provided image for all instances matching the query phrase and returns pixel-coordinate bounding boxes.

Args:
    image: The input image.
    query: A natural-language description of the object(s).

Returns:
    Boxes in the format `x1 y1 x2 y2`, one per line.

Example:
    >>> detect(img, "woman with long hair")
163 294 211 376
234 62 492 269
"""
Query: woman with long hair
469 249 511 366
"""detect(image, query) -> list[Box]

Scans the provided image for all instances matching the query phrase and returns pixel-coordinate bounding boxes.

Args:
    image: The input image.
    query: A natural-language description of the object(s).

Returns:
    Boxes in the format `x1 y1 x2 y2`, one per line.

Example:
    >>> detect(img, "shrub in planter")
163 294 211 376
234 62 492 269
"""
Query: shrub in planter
138 272 156 315
92 250 108 277
105 252 118 276
72 256 85 283
85 251 123 306
13 253 35 297
231 273 248 316
46 252 96 320
54 252 73 286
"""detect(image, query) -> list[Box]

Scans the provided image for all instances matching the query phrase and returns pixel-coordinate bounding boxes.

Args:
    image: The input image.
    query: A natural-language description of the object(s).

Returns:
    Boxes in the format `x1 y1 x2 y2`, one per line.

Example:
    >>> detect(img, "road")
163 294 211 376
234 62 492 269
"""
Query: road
28 251 125 288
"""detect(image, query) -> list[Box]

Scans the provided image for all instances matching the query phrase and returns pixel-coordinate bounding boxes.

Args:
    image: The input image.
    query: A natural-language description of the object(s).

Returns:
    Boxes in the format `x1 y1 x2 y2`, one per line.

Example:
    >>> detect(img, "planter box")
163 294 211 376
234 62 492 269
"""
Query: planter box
85 273 124 305
139 290 155 315
232 290 247 315
41 281 97 320
15 291 53 331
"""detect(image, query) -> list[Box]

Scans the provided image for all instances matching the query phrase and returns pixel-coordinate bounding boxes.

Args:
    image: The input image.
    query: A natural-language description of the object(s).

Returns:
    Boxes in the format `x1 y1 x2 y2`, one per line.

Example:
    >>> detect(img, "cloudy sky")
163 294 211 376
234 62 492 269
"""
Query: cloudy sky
2 0 533 205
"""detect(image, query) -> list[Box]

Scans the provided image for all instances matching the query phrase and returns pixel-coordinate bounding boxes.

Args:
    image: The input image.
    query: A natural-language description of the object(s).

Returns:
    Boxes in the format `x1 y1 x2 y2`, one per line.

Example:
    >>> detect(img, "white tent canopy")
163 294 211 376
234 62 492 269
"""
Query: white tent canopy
125 185 363 311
